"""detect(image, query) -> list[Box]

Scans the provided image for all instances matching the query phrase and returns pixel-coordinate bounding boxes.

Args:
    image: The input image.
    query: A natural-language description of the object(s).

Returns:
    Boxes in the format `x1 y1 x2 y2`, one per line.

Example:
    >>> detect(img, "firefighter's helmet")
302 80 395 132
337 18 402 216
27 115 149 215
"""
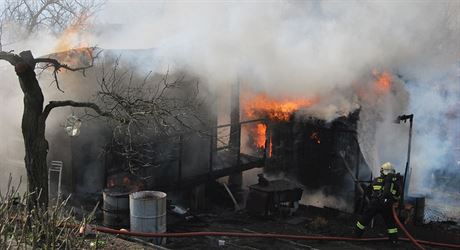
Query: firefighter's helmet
380 162 395 175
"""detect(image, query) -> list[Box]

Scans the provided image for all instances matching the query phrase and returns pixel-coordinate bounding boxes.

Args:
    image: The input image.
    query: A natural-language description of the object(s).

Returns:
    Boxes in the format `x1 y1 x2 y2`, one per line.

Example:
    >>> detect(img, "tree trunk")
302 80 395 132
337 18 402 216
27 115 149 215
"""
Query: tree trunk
15 60 48 206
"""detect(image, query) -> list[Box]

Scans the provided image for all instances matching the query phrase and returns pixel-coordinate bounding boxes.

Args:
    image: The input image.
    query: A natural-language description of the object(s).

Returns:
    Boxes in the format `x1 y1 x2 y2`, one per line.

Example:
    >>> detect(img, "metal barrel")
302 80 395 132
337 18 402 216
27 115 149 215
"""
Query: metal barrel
130 191 167 245
103 189 130 229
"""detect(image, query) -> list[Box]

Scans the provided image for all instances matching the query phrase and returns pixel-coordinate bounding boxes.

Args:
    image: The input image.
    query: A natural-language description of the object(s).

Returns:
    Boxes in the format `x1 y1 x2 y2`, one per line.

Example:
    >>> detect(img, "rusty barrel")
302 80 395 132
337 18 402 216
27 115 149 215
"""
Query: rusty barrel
102 188 130 229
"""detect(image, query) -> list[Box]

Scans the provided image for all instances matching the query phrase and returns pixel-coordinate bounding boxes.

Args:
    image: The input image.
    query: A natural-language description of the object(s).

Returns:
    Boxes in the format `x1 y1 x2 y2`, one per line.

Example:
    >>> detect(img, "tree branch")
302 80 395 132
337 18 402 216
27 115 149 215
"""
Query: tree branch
34 47 102 92
0 50 22 65
41 100 118 122
34 48 100 72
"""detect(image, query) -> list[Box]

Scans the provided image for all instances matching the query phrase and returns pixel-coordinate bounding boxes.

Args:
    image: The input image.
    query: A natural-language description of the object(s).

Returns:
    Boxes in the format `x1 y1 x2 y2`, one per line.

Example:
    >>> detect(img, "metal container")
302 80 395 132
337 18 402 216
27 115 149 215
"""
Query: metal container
103 188 130 229
130 191 167 244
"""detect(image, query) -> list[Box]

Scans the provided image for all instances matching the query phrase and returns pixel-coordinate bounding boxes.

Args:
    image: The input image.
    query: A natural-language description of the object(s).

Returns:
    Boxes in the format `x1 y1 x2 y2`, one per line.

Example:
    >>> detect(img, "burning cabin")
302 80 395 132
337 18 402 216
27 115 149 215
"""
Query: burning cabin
242 93 373 211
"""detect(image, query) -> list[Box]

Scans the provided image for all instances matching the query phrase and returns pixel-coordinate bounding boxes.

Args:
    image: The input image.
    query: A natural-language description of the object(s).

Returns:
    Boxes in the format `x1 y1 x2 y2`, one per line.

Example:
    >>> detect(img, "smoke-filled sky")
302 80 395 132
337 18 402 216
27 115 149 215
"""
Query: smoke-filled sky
92 0 460 189
1 1 459 202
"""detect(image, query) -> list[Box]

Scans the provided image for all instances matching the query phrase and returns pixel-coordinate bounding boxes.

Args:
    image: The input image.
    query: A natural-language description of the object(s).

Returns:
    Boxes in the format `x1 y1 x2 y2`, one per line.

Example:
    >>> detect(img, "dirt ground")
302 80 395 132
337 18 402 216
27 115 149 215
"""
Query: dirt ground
165 206 413 250
96 203 459 250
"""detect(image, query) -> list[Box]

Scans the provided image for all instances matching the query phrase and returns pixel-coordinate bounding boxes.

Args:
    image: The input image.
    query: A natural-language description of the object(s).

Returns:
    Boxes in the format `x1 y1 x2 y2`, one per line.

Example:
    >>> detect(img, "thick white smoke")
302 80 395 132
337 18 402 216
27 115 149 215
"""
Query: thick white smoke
95 0 459 182
95 0 460 218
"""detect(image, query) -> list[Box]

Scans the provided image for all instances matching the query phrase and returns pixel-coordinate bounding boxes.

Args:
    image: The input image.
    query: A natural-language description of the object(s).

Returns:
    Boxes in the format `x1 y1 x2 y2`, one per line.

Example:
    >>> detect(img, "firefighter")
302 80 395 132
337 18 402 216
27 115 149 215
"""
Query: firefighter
354 162 401 244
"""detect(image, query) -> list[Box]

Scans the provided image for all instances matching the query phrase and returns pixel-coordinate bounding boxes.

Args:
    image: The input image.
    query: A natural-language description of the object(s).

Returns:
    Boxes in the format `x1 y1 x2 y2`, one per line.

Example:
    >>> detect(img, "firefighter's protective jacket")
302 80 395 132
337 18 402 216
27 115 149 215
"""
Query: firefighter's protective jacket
370 173 401 202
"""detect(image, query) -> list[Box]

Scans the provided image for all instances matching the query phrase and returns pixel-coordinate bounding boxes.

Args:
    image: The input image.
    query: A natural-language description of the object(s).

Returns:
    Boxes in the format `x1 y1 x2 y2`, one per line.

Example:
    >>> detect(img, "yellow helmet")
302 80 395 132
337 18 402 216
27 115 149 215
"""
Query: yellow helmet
380 162 395 175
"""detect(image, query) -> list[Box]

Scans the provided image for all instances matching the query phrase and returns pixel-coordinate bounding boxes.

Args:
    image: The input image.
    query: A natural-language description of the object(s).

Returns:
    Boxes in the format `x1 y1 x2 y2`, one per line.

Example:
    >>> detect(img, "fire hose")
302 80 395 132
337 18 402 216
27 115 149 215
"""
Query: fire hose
391 204 425 250
76 207 460 250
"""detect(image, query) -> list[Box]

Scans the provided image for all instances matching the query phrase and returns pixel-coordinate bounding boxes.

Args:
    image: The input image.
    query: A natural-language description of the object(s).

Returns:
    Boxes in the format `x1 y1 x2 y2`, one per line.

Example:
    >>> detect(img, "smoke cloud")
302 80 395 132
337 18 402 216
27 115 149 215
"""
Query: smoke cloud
95 0 459 219
94 0 459 184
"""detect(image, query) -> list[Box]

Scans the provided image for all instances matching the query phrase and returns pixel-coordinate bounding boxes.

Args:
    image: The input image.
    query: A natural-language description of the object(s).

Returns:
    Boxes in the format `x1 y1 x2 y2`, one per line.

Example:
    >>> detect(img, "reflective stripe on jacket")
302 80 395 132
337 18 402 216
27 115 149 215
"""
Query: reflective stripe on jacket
371 174 400 201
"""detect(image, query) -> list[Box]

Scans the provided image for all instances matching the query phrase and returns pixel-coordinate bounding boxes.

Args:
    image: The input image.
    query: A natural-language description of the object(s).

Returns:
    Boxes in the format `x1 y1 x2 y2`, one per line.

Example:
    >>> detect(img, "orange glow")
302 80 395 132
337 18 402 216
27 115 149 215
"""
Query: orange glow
253 123 273 157
51 13 94 68
55 13 91 52
123 176 130 186
255 123 267 149
50 47 94 68
373 70 392 94
244 93 318 121
268 135 272 157
310 132 321 144
356 70 394 102
243 92 317 156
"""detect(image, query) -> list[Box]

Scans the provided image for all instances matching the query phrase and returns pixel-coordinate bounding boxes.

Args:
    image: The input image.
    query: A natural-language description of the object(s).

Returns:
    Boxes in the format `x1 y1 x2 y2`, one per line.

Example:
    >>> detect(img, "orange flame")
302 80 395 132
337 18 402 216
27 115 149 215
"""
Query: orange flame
373 70 392 94
255 123 267 149
55 13 91 52
356 70 393 102
268 135 272 157
243 93 317 156
254 123 273 157
50 13 94 69
244 93 318 121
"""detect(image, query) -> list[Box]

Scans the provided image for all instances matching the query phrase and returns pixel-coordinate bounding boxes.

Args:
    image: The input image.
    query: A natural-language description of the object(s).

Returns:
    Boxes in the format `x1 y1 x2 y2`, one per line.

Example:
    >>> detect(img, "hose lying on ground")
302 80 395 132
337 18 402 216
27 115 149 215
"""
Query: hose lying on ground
392 204 426 250
76 223 460 249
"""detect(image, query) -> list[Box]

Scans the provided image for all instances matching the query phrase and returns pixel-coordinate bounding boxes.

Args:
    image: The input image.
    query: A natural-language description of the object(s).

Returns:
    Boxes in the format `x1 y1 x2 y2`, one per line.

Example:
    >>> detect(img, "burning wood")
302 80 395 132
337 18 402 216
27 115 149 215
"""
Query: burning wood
242 70 395 155
54 11 92 52
243 93 318 121
242 92 318 155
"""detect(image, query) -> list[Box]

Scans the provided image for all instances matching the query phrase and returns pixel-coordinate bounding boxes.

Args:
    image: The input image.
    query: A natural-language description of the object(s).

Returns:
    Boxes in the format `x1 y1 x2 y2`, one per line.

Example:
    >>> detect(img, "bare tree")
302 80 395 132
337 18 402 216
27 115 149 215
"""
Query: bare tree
0 0 104 206
0 49 105 205
0 0 205 206
93 59 206 173
0 0 104 53
0 47 206 206
0 0 104 36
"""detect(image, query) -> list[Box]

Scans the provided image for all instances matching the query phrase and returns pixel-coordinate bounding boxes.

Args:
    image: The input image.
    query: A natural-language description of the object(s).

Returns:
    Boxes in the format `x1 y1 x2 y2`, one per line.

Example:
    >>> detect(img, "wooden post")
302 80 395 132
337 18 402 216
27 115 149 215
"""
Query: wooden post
209 131 213 175
228 81 243 189
178 134 183 187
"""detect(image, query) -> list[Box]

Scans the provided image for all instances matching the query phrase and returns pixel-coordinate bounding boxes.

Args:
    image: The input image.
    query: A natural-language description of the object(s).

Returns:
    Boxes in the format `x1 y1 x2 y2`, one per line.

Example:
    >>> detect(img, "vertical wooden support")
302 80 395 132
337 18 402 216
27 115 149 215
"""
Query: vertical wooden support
209 130 214 175
354 136 361 213
264 122 271 160
229 81 241 165
177 134 183 187
228 81 242 188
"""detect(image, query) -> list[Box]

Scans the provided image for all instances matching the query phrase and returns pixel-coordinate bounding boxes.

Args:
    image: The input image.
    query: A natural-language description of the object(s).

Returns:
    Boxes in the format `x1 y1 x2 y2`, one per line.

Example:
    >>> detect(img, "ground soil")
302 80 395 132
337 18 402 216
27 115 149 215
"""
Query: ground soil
96 203 460 250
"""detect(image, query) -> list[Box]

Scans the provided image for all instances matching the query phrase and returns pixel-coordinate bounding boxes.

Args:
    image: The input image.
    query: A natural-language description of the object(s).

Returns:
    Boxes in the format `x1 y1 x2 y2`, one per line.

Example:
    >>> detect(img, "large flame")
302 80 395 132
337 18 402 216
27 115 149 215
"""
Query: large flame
244 93 318 121
243 69 393 155
243 93 317 155
255 123 267 149
49 12 95 69
254 123 273 157
55 13 91 52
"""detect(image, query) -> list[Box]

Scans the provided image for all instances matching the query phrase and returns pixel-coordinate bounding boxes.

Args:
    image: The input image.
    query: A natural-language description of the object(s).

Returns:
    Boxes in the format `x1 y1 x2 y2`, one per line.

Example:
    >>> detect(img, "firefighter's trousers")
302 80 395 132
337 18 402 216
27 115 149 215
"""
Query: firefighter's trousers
355 199 398 240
